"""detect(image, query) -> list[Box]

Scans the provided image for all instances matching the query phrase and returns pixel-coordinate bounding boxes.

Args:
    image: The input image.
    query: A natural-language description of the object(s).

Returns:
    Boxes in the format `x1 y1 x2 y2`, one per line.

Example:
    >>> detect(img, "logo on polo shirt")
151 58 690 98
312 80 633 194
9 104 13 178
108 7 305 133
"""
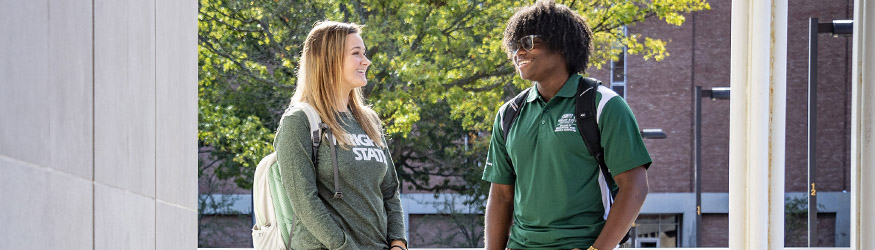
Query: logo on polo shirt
555 113 577 132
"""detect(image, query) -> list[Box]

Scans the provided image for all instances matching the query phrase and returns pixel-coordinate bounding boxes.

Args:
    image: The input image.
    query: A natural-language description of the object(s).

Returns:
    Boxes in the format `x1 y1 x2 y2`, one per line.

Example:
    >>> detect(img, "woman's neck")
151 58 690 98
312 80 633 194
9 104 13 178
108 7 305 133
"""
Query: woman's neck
335 89 352 112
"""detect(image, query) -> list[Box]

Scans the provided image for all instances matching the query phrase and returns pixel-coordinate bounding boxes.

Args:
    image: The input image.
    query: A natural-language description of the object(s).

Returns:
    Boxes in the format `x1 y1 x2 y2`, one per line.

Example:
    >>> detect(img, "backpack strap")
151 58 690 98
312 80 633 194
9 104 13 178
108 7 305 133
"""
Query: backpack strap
500 87 533 141
574 77 615 191
292 102 323 163
575 77 632 244
293 102 343 199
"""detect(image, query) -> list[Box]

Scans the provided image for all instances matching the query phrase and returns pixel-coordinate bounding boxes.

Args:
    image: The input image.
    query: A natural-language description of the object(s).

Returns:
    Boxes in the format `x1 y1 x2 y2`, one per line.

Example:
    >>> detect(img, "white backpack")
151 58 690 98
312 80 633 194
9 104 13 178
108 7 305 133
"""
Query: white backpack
251 102 342 250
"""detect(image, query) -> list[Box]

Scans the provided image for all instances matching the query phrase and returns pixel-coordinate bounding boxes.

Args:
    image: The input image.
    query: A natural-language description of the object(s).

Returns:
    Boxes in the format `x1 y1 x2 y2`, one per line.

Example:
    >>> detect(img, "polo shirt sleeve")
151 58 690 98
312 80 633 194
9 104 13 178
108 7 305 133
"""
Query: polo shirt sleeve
598 96 653 177
482 111 516 185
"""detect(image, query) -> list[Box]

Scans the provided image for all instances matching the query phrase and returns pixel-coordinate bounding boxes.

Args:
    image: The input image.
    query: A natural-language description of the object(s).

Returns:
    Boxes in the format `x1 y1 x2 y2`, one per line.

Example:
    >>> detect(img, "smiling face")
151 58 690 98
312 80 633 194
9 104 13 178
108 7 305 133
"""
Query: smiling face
513 36 566 82
339 33 371 92
503 1 594 77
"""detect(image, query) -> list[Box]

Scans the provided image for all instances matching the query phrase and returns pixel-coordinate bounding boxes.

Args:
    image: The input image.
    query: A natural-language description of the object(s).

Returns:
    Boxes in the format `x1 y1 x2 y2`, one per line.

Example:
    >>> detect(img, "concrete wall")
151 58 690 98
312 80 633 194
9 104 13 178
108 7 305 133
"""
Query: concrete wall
0 0 197 249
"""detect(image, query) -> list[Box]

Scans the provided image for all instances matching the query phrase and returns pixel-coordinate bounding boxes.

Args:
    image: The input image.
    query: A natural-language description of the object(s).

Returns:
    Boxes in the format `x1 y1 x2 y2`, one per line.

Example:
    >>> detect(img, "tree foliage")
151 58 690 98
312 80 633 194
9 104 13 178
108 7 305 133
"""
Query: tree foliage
784 196 828 246
198 0 709 192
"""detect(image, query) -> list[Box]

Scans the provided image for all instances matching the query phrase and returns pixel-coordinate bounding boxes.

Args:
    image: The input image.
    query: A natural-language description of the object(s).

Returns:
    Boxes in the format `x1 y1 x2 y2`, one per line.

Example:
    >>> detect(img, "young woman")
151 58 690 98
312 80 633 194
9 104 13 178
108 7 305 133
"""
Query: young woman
273 21 407 250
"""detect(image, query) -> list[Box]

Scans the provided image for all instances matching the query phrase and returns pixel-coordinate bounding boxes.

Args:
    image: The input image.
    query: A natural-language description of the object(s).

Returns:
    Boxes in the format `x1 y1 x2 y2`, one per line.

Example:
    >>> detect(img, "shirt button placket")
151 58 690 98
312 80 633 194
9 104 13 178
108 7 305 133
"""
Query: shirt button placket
542 106 548 125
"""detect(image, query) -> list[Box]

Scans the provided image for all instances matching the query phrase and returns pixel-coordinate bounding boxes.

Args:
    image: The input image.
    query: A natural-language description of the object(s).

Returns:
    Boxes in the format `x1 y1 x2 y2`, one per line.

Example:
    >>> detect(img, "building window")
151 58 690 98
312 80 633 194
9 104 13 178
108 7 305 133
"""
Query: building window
622 214 681 248
610 26 627 98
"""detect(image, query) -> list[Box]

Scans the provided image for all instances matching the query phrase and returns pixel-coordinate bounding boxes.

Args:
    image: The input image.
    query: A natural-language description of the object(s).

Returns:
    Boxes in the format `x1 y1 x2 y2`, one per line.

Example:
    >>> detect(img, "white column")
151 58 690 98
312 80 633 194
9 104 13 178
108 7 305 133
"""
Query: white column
851 0 875 249
769 0 788 248
728 0 787 249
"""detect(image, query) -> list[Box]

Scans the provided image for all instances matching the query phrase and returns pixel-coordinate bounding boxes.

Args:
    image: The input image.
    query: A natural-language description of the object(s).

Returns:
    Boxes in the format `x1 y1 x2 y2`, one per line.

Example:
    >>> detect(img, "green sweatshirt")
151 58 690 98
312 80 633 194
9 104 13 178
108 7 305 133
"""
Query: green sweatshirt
271 110 406 250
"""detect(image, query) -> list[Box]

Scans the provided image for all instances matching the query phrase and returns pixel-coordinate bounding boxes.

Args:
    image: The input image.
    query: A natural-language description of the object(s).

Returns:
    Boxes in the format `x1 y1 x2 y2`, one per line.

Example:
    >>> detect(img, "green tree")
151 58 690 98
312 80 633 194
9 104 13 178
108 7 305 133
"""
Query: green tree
198 0 709 191
198 0 709 247
784 196 828 247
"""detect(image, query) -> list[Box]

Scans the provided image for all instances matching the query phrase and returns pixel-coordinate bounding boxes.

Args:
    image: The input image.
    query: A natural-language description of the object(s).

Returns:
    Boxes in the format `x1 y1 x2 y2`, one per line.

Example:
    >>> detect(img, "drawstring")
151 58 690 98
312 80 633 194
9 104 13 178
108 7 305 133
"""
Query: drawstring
321 124 343 199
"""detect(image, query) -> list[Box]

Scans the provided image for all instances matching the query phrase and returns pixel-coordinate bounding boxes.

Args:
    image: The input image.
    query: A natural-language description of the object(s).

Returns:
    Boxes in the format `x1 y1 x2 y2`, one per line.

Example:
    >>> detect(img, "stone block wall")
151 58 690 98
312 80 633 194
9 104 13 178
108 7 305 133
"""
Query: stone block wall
0 0 197 249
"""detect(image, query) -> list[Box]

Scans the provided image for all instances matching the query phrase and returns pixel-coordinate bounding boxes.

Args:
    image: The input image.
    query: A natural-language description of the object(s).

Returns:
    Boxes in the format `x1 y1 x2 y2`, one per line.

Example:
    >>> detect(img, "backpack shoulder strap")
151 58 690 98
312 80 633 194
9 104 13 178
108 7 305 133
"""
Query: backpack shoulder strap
291 102 323 162
291 102 342 199
576 77 632 244
500 87 532 141
574 77 615 189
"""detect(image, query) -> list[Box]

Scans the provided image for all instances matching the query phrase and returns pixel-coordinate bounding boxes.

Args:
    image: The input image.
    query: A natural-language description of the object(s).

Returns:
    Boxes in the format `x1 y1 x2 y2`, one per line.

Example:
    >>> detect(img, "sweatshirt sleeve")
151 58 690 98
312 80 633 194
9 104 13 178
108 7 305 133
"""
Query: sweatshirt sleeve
379 138 407 245
274 111 352 249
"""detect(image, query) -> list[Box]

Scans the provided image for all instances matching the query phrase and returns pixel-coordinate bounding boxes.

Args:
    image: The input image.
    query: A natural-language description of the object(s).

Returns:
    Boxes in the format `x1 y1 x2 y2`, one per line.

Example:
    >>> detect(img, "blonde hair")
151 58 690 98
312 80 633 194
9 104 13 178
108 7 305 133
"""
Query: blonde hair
290 21 385 148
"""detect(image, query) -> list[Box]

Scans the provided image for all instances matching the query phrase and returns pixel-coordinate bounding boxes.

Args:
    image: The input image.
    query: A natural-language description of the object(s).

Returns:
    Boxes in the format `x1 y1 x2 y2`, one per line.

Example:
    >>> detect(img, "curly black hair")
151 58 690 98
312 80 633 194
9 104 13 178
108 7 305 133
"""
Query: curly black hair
503 0 594 74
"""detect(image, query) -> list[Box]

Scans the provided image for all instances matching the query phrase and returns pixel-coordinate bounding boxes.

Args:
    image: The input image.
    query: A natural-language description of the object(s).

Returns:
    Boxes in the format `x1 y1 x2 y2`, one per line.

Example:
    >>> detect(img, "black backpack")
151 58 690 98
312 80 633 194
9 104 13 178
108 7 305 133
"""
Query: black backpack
498 77 631 244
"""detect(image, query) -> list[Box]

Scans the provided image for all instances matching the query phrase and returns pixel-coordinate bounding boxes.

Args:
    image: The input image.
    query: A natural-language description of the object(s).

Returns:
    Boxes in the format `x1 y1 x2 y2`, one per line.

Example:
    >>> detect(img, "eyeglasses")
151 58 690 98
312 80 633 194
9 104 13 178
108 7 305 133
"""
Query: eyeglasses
510 35 543 53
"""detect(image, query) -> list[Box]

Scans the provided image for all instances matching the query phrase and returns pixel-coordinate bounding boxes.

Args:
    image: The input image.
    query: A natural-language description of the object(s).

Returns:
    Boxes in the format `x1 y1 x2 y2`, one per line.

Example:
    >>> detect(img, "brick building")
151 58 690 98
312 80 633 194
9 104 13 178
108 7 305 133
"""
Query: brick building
582 0 854 247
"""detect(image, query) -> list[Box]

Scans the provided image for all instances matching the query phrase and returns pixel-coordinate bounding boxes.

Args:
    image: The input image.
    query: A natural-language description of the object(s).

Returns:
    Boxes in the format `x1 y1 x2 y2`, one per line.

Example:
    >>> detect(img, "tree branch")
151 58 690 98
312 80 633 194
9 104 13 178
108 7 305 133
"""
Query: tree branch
441 3 478 35
199 37 294 89
200 14 262 33
408 8 434 52
443 65 515 90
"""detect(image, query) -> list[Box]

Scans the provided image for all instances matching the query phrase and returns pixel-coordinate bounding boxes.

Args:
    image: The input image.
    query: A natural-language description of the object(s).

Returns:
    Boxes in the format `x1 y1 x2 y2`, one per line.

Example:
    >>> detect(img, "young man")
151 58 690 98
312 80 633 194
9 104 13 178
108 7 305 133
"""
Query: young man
482 1 652 249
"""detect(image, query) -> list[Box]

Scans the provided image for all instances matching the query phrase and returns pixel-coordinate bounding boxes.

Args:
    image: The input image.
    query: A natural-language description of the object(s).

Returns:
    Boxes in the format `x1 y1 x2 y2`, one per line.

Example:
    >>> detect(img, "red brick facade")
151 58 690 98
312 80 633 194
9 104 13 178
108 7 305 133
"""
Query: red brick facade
591 0 854 194
589 1 852 247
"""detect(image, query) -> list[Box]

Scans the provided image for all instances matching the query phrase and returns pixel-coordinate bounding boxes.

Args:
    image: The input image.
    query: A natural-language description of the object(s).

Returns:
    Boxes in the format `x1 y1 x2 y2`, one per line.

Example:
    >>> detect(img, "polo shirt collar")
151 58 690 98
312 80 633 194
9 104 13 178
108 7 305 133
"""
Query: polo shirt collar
526 74 582 103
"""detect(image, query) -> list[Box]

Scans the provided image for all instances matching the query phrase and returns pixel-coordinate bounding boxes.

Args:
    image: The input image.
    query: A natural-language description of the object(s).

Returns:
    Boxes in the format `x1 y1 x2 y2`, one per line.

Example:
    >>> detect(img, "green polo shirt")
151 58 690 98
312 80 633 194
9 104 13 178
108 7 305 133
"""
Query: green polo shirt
483 74 652 249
